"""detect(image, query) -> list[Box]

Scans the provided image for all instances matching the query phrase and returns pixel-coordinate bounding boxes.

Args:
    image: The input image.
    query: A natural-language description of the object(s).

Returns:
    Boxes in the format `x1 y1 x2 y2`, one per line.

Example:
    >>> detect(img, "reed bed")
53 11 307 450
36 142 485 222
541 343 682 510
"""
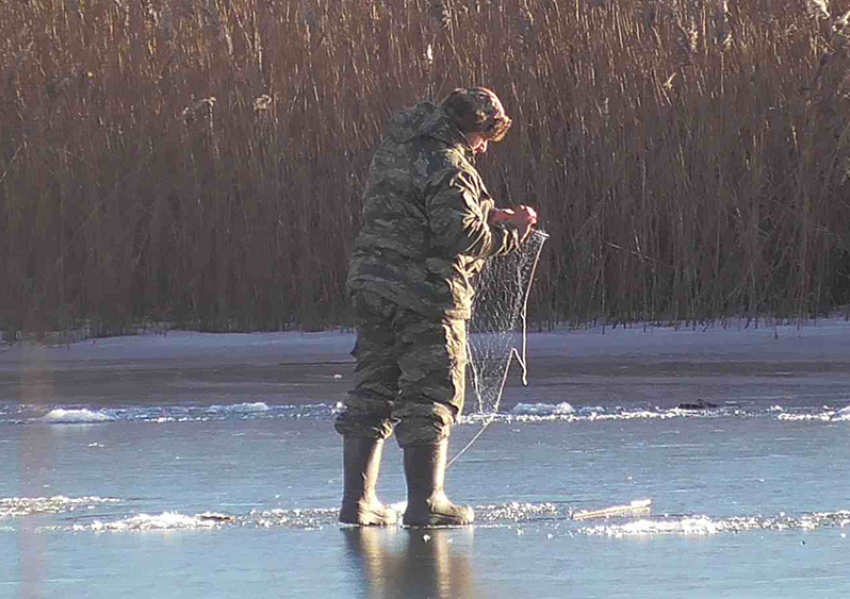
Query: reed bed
1 0 849 338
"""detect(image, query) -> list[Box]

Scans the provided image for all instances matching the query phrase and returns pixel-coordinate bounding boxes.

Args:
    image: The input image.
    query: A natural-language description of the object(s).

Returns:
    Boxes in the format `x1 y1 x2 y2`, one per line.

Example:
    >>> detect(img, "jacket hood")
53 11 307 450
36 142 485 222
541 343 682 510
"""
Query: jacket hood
389 102 471 153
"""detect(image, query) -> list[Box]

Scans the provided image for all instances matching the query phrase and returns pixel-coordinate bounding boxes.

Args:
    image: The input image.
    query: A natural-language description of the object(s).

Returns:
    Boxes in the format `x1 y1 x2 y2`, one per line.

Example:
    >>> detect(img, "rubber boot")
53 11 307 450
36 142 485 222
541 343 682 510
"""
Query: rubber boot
339 437 397 526
402 439 474 526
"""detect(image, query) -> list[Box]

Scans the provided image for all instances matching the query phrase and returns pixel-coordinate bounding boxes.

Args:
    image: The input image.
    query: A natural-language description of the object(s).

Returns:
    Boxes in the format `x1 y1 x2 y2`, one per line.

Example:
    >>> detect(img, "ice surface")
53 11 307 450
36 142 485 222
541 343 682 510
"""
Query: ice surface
2 317 850 598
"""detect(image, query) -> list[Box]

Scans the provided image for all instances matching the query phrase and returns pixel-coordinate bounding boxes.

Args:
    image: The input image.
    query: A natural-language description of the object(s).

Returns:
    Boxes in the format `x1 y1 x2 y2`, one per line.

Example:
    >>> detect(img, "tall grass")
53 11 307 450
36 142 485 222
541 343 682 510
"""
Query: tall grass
1 0 849 338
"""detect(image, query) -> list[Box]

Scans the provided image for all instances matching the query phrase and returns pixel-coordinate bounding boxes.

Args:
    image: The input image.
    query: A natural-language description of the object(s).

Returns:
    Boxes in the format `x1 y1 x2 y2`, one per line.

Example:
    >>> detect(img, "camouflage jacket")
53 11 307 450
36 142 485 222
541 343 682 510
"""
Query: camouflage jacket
347 102 522 320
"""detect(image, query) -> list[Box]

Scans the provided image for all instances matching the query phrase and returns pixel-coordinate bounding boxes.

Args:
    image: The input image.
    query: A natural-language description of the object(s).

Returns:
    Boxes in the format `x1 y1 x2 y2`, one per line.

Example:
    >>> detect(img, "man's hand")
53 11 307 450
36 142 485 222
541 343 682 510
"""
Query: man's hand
491 205 537 242
489 208 515 223
514 205 538 242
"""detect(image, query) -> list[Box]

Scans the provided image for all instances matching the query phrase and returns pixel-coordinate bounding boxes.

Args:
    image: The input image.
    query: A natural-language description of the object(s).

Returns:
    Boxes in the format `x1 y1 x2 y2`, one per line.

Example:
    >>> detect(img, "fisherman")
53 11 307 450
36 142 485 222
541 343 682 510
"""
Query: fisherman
335 87 538 526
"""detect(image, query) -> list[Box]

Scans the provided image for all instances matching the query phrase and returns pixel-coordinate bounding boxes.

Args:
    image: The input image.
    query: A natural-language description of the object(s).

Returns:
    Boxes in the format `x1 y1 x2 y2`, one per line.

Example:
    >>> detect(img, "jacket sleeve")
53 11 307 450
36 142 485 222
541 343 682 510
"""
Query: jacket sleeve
425 168 521 260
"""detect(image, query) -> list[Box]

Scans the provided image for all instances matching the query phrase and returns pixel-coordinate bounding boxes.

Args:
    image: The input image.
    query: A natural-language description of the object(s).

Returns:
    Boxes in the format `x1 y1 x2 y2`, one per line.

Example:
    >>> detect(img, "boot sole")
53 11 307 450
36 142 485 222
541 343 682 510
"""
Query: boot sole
339 506 398 526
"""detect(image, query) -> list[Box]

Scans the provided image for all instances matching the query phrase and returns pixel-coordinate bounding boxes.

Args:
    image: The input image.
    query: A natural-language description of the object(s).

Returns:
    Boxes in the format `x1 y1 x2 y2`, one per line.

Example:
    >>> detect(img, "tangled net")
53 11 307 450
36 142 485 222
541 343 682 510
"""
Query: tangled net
449 229 548 466
468 229 548 414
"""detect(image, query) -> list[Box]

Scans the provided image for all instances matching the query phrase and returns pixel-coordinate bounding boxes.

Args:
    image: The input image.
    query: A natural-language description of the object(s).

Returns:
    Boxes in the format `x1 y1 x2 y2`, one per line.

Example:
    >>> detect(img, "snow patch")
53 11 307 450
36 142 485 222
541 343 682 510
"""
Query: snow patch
1 495 120 518
208 402 270 414
88 512 220 532
42 408 113 423
510 402 575 416
835 405 850 421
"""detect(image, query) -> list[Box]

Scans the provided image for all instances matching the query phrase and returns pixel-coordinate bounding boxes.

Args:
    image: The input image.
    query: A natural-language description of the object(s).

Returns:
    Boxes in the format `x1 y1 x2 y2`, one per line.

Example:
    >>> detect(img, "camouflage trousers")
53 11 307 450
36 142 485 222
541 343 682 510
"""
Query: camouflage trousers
334 289 467 447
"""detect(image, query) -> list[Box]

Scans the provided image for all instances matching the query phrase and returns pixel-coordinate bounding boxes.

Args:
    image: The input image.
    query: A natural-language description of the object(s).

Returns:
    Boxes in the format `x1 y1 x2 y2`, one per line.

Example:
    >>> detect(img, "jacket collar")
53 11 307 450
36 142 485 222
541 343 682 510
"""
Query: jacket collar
390 102 476 162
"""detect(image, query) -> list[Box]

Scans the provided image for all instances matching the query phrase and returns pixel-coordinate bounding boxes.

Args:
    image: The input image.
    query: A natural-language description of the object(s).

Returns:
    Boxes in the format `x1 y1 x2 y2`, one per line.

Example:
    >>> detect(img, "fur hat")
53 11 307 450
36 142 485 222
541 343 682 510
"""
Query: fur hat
442 87 512 142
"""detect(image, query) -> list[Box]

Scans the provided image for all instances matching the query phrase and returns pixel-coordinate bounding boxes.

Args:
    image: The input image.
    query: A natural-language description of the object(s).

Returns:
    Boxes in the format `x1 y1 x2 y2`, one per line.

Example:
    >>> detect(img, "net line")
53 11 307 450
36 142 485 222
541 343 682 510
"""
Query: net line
448 229 548 468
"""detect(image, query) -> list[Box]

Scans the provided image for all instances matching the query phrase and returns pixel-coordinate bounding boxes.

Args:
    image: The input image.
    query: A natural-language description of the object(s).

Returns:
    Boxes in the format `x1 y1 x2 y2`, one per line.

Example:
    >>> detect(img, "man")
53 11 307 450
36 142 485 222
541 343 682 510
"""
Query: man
335 87 537 526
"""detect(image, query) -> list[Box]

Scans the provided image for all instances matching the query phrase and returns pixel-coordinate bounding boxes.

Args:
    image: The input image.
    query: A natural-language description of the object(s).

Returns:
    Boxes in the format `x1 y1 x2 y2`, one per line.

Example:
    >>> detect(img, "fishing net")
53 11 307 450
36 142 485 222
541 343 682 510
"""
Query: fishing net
467 229 549 415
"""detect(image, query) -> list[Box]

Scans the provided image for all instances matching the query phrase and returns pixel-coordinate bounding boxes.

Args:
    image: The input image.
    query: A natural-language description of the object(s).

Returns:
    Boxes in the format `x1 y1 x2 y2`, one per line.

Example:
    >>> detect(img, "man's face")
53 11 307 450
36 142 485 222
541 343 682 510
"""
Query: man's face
468 134 489 155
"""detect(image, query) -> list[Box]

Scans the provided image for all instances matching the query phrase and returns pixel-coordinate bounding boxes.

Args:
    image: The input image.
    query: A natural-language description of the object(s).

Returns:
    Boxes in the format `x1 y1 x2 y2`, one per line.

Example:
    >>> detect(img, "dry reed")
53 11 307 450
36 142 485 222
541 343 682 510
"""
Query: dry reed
1 0 849 339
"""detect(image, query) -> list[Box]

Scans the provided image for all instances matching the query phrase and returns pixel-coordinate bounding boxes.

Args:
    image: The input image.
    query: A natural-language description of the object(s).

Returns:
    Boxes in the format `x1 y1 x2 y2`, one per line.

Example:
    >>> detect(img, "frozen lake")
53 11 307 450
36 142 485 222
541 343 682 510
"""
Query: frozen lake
2 319 849 598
